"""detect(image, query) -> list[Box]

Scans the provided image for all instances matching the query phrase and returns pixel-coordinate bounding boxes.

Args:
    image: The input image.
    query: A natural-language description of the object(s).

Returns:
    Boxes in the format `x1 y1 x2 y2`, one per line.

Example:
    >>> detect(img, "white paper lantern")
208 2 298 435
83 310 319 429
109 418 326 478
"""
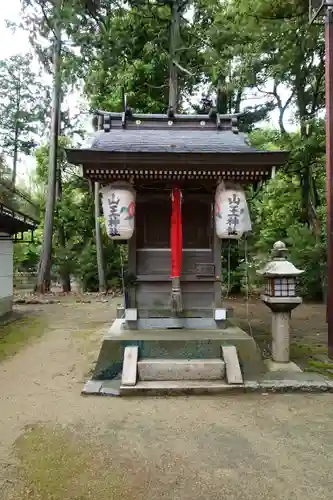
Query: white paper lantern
215 182 252 239
100 182 136 240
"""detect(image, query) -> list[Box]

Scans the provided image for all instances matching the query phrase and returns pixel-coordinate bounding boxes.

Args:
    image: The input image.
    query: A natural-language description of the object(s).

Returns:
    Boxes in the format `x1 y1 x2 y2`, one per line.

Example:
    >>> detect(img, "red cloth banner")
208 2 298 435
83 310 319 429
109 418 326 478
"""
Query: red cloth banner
170 186 182 278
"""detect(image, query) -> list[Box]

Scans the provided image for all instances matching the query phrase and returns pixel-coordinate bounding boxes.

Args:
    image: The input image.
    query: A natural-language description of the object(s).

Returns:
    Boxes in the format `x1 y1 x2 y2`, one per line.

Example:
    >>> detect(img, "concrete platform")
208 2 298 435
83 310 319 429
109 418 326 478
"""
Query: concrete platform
92 319 264 381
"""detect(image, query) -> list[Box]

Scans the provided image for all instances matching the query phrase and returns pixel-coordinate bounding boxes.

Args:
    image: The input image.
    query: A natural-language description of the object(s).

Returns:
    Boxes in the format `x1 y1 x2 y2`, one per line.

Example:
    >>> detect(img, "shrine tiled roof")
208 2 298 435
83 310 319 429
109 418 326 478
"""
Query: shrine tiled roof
87 129 256 154
66 111 288 183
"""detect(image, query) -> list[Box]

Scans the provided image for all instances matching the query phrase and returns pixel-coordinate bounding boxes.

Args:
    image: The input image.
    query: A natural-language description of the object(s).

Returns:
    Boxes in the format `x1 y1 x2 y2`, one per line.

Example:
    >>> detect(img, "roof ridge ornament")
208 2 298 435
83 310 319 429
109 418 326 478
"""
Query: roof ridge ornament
93 108 241 125
232 116 239 134
121 89 132 129
167 106 175 119
104 113 111 133
216 112 221 130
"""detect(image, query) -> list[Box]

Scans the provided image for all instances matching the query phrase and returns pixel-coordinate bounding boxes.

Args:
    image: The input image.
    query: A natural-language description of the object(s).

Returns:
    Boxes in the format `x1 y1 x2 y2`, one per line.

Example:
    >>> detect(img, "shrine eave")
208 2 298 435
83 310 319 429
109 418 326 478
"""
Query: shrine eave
66 149 288 168
66 149 287 183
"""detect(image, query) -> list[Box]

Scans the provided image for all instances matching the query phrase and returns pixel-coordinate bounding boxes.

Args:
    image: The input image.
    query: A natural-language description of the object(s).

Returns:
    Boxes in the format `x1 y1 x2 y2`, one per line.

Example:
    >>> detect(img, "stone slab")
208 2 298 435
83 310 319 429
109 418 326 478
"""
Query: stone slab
257 371 332 392
261 370 326 382
221 345 243 384
243 381 260 392
137 358 225 381
121 346 138 386
82 374 333 397
81 380 103 395
120 380 241 396
100 379 121 396
265 359 302 373
257 380 329 392
105 321 255 341
326 380 333 391
137 318 218 330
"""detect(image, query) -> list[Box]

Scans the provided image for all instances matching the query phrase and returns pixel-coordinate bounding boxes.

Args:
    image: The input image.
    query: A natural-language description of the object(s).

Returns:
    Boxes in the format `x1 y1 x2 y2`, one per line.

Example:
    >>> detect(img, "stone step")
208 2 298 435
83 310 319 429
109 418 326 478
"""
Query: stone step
137 358 225 381
120 380 242 396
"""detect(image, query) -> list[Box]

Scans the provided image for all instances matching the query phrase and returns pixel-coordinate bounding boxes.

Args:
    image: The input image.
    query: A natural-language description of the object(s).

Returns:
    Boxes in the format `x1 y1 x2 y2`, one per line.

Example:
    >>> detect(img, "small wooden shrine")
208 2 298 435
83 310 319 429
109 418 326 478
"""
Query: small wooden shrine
67 109 288 394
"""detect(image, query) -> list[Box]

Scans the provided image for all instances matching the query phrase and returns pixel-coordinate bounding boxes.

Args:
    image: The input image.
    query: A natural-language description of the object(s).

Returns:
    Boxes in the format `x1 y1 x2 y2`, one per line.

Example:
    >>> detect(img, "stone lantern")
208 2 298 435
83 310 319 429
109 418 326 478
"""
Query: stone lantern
258 241 304 364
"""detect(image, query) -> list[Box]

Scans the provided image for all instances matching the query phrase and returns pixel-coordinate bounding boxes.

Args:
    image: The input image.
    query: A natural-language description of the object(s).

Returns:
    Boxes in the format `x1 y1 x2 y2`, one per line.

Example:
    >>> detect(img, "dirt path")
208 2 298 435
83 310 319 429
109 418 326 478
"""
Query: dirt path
1 299 333 499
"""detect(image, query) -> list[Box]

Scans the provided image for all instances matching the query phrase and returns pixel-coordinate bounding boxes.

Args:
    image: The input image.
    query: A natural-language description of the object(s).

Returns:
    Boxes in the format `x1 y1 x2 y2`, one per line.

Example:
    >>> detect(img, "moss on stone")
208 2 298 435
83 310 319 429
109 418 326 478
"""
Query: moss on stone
290 343 327 359
306 359 333 378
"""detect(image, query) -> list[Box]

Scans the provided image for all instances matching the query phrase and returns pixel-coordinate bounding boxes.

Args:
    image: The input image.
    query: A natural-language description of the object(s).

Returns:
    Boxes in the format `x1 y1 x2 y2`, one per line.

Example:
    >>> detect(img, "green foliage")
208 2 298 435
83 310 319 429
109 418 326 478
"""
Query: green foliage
13 229 42 273
71 2 204 112
73 238 124 292
249 130 326 299
0 54 50 184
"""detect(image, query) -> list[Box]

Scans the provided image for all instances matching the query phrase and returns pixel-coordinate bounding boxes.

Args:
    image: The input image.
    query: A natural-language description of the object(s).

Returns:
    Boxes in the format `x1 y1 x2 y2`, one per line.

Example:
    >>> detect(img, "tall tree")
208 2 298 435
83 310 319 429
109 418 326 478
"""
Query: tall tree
20 0 108 293
36 7 62 293
0 54 48 185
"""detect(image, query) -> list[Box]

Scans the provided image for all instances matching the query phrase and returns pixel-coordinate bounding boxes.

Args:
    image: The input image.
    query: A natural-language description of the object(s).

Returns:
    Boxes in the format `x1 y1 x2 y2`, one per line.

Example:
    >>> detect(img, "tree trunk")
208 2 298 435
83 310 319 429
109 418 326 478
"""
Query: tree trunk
94 181 106 292
297 89 326 302
56 165 71 293
217 77 228 114
12 120 19 186
35 23 62 293
168 0 180 110
12 79 21 186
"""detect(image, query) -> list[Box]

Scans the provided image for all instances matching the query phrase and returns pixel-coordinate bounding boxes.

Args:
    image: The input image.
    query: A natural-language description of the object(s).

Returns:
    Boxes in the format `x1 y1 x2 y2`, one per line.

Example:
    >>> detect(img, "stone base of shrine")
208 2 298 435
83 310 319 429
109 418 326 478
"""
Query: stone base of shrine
81 319 332 396
88 318 265 383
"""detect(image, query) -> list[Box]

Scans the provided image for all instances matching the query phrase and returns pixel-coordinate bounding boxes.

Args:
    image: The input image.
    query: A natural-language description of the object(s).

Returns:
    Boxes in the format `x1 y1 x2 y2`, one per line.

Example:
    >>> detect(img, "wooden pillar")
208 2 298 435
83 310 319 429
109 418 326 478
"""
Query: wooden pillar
213 203 222 308
127 228 136 308
326 7 333 358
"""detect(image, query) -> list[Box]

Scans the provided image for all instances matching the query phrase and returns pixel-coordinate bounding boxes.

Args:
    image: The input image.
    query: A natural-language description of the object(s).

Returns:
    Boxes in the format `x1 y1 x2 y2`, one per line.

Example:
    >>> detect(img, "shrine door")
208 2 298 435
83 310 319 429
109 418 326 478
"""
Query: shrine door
135 193 216 318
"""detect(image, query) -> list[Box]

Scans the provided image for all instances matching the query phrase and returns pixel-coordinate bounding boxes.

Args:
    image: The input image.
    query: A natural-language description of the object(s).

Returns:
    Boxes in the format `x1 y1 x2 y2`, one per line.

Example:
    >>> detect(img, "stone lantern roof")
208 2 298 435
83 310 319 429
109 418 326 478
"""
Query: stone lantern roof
258 241 304 278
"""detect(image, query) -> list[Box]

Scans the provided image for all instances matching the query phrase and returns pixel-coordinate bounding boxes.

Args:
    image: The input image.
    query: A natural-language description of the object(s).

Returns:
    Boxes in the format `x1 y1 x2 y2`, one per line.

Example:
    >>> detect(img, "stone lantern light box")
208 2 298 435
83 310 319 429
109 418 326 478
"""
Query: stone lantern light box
264 277 296 298
260 241 303 301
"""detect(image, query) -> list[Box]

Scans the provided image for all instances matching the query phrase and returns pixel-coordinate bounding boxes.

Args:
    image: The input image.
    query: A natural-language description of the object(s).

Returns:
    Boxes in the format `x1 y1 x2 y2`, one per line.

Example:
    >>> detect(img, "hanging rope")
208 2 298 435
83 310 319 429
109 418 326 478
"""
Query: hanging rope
222 239 232 300
244 235 253 337
119 245 126 308
170 186 183 314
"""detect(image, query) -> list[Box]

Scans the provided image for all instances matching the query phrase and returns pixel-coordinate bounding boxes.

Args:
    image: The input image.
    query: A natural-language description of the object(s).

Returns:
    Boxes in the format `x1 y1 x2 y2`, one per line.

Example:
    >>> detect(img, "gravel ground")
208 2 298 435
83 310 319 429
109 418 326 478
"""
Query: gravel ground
0 299 333 499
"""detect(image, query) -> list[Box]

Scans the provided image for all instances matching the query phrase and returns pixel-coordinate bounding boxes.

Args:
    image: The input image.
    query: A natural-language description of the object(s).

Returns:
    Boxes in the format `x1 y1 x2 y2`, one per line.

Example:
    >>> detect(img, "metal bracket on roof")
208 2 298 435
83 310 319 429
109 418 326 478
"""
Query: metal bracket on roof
216 112 222 130
121 112 126 129
97 114 103 131
167 106 175 119
208 107 216 120
121 89 127 129
104 113 111 132
232 116 239 134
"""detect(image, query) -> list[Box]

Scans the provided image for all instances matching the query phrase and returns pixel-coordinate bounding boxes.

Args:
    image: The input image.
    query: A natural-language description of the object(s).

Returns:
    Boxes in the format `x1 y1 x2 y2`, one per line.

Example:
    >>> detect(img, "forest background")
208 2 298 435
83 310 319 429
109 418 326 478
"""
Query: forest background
0 0 326 300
